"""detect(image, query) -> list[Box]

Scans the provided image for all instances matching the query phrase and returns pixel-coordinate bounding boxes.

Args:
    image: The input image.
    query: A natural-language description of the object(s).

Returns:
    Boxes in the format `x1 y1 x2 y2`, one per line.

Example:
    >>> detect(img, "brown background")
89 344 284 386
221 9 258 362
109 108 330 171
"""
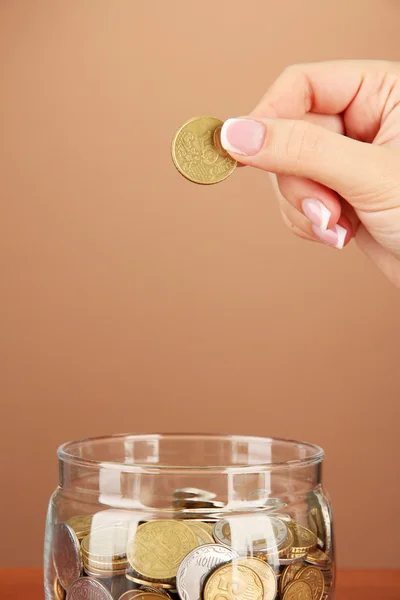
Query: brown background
1 0 399 569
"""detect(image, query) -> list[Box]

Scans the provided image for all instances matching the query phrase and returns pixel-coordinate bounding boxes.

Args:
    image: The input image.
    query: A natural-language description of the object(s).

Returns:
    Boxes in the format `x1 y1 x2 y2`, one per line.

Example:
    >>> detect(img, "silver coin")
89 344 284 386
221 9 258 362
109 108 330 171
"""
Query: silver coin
66 577 113 600
52 522 82 590
213 515 288 554
176 543 239 600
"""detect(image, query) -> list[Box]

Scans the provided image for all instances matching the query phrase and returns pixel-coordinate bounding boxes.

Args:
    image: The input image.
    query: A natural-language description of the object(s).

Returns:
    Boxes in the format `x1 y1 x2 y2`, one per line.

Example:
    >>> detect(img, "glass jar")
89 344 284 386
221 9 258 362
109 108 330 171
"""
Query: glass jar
44 434 335 600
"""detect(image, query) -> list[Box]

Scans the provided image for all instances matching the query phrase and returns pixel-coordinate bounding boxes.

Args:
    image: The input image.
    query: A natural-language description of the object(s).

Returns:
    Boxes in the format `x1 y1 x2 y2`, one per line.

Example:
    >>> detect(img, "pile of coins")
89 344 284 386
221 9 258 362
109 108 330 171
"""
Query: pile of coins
51 488 334 600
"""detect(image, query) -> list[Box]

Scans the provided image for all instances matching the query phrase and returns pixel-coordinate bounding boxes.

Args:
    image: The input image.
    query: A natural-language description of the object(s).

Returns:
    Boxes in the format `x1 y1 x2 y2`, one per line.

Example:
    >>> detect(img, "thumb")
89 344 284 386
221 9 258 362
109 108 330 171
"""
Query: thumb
220 117 392 204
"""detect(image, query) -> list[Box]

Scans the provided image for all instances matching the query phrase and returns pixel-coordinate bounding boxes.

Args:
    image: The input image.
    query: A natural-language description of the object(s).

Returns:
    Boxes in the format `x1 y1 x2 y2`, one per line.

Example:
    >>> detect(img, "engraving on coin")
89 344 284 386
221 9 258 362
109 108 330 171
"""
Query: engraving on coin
280 562 305 595
288 523 317 553
282 580 313 600
177 543 239 600
232 557 277 600
295 566 325 600
66 577 113 600
52 522 82 590
128 520 199 580
204 563 263 600
213 516 288 553
171 117 237 184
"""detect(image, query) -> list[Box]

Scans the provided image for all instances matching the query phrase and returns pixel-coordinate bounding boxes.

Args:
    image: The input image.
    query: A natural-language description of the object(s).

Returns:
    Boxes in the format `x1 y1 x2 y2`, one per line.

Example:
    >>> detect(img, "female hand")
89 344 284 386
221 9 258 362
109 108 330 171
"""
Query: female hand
220 60 400 287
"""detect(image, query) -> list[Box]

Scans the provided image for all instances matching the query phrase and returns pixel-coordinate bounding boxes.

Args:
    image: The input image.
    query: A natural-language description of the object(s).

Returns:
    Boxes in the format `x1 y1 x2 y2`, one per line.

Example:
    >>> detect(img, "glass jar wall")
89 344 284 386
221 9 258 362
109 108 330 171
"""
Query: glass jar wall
44 434 335 600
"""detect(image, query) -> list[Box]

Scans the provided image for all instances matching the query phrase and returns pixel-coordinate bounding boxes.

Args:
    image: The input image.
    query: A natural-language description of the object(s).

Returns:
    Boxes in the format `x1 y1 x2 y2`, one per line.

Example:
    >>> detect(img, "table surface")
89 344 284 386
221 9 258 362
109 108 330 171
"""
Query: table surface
2 568 400 599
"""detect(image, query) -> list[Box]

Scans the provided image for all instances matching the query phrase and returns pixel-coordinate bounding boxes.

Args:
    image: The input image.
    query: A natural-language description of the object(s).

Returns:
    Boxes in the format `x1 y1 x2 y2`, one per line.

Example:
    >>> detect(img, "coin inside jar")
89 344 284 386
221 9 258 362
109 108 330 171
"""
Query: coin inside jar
282 580 313 600
287 522 318 554
213 515 289 554
231 557 277 600
128 520 199 581
171 117 237 185
294 566 325 600
66 577 113 600
177 543 239 600
52 522 82 590
203 563 264 600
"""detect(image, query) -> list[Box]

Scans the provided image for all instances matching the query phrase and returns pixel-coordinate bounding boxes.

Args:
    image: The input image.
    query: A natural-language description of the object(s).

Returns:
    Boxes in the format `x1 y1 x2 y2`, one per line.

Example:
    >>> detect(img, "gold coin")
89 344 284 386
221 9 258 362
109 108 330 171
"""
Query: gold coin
125 571 176 591
171 117 237 185
305 549 331 569
294 566 325 600
282 580 313 600
83 555 128 571
67 514 93 539
53 577 65 600
184 521 215 545
280 562 305 595
84 565 127 578
204 563 263 600
128 520 198 581
287 523 317 554
138 587 171 598
189 521 214 536
119 590 165 600
232 558 277 600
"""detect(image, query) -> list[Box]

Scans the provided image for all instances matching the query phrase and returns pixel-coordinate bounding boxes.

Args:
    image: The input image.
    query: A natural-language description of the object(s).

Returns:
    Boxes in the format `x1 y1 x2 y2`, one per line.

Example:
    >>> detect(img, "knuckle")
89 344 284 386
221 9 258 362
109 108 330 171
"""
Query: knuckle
283 121 324 169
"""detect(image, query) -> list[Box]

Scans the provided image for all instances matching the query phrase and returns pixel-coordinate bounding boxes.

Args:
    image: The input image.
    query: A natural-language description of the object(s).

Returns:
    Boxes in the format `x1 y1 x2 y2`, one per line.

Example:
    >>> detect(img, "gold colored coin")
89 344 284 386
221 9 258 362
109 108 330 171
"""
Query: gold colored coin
171 117 237 185
139 587 171 598
125 571 176 591
128 520 198 581
120 594 167 600
204 563 263 600
280 562 305 595
190 521 214 537
287 523 317 554
53 577 65 600
294 566 325 600
305 549 331 569
232 558 277 600
67 514 93 539
184 521 215 545
282 580 313 600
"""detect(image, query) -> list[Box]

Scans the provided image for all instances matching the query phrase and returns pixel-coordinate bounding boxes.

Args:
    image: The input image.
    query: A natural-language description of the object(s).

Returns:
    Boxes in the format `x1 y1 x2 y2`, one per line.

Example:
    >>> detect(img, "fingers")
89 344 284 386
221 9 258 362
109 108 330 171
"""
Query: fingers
277 175 341 230
249 60 396 142
270 174 352 249
220 116 393 206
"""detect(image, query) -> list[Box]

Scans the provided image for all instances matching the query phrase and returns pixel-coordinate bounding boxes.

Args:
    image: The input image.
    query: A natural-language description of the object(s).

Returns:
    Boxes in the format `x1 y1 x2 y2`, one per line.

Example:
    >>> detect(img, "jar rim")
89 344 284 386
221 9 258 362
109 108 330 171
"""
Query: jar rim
57 433 324 472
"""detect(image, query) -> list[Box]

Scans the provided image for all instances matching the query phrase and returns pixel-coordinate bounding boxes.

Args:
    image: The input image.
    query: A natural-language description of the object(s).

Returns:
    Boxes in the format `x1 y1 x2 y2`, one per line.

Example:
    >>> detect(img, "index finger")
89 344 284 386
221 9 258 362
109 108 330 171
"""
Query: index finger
249 59 389 119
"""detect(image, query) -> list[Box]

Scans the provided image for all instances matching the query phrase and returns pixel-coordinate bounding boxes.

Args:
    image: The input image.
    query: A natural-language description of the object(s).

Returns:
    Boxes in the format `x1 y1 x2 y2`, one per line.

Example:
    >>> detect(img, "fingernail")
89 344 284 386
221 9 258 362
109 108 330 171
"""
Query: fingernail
302 199 331 230
221 118 266 156
312 224 347 249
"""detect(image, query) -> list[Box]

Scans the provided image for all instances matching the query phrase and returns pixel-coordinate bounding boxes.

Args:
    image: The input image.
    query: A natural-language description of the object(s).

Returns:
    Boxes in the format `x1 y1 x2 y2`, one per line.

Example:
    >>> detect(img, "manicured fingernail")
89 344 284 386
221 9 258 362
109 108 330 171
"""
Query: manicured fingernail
312 224 347 249
302 199 331 230
221 118 266 156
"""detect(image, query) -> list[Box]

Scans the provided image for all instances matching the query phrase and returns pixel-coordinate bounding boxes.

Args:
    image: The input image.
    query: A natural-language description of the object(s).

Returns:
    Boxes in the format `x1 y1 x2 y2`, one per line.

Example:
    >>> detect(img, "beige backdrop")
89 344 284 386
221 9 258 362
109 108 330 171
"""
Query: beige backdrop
1 0 400 569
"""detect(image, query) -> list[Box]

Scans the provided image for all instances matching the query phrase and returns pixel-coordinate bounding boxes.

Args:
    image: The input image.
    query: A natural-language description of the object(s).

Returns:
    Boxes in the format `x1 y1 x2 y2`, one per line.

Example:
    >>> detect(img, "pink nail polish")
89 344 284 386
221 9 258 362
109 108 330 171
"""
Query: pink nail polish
302 199 331 230
312 224 347 249
220 118 266 156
